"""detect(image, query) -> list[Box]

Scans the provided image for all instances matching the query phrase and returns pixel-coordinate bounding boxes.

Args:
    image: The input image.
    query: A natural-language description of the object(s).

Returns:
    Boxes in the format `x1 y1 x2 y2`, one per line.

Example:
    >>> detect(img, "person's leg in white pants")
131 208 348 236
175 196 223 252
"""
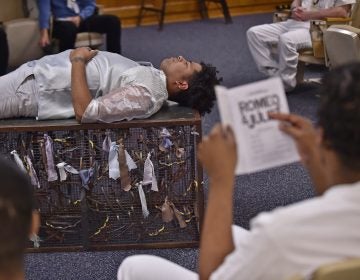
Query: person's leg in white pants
117 255 198 280
246 22 289 76
117 226 250 280
247 20 312 91
277 24 312 90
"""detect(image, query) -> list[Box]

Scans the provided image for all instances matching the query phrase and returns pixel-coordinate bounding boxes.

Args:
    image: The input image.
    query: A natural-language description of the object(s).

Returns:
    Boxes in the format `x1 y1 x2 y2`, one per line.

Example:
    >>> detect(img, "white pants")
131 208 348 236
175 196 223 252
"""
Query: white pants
0 62 38 119
117 226 250 280
246 19 312 90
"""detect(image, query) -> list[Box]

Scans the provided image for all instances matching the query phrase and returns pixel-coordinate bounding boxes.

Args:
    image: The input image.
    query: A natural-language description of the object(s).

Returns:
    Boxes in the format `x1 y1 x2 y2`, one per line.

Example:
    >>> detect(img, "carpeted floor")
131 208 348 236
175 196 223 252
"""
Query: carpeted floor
25 14 326 279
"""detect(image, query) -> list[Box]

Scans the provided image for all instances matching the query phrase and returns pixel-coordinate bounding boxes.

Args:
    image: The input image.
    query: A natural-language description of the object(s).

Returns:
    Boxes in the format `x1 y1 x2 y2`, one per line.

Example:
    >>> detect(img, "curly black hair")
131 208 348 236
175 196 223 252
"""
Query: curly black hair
168 62 222 116
318 62 360 171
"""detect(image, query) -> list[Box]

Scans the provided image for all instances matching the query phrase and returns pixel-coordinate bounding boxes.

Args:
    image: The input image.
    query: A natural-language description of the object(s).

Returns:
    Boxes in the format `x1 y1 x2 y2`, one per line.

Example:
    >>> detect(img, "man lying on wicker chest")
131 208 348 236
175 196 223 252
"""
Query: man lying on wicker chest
0 47 221 122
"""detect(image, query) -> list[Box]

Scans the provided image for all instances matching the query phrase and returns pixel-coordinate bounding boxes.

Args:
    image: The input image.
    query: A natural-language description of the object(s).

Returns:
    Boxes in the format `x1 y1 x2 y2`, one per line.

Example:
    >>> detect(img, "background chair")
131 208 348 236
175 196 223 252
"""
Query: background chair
0 0 43 69
137 0 232 30
323 4 360 68
289 259 360 280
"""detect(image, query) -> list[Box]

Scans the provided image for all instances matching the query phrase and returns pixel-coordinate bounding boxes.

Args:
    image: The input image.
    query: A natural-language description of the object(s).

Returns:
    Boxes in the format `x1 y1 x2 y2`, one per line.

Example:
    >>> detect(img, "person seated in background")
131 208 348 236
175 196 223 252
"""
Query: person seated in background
246 0 355 91
117 62 360 280
0 156 40 280
38 0 122 54
0 47 220 123
0 26 8 76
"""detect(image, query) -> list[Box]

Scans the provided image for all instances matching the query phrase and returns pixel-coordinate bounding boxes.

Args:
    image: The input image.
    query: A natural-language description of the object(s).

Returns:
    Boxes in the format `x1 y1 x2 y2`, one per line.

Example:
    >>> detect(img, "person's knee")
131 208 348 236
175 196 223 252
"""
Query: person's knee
117 255 146 280
278 33 296 50
246 26 258 42
246 25 266 44
117 256 135 280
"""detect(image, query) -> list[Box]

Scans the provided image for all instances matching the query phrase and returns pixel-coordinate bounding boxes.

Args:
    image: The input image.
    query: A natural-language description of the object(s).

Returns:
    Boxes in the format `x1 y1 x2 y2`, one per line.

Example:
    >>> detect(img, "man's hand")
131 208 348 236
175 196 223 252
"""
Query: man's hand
269 112 319 167
70 47 98 63
269 112 331 194
198 124 237 280
69 16 82 28
291 7 313 21
39 29 50 47
198 124 237 183
291 5 351 21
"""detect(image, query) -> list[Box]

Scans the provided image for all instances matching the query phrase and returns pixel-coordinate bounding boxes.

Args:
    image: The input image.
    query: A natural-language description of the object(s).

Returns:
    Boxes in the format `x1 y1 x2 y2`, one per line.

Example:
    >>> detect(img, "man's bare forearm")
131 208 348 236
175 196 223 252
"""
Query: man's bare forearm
304 152 330 194
199 177 235 280
70 58 92 122
308 5 351 20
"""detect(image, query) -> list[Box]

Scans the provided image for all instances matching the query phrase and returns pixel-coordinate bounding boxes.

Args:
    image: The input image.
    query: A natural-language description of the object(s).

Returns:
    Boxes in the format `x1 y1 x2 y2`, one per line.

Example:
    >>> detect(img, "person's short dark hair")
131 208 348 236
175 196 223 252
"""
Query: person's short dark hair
0 156 34 271
318 62 360 170
169 62 222 116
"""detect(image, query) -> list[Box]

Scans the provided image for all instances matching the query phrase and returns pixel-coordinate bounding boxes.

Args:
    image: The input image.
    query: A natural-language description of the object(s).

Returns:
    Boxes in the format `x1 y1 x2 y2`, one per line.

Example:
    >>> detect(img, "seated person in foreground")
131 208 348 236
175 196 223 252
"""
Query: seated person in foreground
246 0 354 91
0 47 220 123
0 157 40 280
117 62 360 279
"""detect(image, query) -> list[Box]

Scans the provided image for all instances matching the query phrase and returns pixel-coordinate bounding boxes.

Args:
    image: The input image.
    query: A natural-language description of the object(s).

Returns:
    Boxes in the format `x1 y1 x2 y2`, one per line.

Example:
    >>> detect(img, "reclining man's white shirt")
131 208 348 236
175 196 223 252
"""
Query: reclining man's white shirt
33 50 168 122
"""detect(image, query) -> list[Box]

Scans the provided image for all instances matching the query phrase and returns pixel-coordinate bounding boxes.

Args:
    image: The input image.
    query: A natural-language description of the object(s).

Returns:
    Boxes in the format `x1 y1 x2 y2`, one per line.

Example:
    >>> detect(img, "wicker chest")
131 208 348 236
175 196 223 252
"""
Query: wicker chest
0 106 203 252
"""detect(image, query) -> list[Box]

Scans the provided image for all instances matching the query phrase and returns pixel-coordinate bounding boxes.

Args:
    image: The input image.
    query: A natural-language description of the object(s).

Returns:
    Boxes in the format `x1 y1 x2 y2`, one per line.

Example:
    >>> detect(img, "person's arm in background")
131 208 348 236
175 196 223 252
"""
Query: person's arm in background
291 0 302 9
198 124 237 280
69 47 98 122
37 0 52 48
78 0 96 20
269 113 330 194
292 4 352 21
68 0 96 27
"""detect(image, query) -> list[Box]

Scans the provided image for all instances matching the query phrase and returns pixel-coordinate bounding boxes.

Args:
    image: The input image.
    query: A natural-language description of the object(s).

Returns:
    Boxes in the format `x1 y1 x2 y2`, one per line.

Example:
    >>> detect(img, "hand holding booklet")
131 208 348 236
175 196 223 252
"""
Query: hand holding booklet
216 77 300 175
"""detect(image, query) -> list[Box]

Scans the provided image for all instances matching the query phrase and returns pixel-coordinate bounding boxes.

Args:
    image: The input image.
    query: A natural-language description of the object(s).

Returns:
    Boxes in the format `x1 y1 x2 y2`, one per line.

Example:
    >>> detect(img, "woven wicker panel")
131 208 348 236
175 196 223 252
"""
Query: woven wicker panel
0 125 201 251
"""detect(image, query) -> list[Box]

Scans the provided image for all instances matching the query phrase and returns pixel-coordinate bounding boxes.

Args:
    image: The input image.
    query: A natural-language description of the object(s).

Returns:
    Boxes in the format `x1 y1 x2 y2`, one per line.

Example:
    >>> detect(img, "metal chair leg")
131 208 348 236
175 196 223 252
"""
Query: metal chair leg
137 0 146 27
219 0 232 24
158 0 167 31
198 0 209 20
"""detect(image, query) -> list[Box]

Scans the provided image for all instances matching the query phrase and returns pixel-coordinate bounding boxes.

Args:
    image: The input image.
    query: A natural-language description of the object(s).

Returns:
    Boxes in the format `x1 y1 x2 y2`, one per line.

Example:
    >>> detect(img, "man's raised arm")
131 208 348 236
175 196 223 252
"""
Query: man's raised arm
198 124 237 280
70 47 98 122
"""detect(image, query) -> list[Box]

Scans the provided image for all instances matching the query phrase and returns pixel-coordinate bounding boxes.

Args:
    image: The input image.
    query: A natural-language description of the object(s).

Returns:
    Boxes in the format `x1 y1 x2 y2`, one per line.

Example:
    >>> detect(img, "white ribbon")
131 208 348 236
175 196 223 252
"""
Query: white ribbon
25 155 40 188
109 143 138 180
125 150 137 170
102 133 112 153
137 183 149 218
56 162 79 181
160 128 171 137
142 153 158 192
64 164 79 174
10 150 27 173
44 134 58 182
109 142 120 180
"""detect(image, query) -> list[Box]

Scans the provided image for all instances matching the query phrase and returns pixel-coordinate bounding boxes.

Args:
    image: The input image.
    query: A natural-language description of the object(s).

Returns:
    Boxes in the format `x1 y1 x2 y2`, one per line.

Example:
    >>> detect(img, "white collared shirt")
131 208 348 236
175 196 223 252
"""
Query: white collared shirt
211 181 360 280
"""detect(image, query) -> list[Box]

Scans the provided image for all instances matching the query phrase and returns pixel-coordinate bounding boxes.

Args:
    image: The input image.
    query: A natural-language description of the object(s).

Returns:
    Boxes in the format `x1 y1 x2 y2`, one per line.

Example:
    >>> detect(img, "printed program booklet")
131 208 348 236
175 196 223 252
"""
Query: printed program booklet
216 77 300 175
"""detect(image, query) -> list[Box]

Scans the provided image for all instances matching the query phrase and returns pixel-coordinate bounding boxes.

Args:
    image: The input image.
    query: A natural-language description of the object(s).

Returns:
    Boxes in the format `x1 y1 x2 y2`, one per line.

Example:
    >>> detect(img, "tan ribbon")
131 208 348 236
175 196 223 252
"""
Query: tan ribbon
118 139 132 191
